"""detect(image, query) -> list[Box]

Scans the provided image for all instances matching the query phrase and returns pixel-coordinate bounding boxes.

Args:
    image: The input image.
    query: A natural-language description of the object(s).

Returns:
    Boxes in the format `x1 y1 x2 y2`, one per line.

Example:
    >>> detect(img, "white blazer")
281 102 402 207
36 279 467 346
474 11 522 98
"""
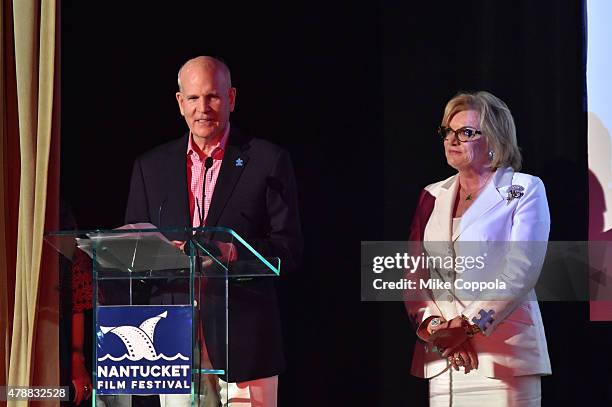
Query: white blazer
409 167 552 379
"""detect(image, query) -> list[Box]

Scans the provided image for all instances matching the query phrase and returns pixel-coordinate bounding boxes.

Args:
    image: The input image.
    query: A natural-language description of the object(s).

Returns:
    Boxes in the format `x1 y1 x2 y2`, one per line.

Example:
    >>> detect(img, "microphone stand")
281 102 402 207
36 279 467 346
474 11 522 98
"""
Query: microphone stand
193 156 214 402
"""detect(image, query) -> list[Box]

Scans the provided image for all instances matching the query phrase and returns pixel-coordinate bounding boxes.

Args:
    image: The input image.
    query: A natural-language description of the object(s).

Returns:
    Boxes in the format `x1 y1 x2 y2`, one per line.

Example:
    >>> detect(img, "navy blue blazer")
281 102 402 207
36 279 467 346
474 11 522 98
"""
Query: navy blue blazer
125 126 303 382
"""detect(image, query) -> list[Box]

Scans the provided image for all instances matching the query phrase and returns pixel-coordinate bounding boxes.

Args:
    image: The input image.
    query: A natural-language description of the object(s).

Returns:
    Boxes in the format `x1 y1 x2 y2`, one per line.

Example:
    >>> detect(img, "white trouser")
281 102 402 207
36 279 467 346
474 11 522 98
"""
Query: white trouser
429 369 541 407
159 394 191 407
219 376 278 407
157 375 278 407
96 395 131 407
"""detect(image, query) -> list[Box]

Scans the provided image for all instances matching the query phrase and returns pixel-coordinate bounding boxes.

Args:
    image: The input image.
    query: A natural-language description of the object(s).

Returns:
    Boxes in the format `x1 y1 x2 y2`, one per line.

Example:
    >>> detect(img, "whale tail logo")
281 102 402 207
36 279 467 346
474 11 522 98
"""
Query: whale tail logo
99 311 168 361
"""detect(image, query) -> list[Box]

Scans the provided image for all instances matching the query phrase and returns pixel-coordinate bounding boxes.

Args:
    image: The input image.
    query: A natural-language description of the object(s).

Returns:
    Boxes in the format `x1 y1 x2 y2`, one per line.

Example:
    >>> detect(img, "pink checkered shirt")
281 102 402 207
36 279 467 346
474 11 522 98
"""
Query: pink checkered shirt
187 125 230 227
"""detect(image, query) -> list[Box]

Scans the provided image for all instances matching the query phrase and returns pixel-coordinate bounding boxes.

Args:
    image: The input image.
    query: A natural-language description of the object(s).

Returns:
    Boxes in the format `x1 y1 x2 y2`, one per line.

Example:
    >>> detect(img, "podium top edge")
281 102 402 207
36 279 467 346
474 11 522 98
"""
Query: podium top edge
45 226 237 236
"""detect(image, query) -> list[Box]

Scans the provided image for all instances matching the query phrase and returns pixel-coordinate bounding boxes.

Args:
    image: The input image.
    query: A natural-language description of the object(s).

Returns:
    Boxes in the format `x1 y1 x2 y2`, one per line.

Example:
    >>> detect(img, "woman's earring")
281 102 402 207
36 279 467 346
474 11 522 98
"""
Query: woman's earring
488 150 495 161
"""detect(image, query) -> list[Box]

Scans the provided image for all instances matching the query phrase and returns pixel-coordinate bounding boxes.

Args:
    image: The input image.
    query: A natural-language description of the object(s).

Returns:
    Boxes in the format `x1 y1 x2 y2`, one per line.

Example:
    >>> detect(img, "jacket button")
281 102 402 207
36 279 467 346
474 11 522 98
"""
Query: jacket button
447 294 454 302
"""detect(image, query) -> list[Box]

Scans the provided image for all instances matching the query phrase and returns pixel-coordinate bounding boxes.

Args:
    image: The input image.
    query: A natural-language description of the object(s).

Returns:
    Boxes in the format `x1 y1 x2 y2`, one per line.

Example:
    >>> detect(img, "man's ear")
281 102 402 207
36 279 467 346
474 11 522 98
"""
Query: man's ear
176 92 185 116
229 87 237 112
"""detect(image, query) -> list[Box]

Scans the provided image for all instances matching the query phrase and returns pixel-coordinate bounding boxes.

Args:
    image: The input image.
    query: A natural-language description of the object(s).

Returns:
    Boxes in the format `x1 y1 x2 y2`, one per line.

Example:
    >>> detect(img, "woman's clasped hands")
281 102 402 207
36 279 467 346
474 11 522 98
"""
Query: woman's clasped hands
429 317 479 373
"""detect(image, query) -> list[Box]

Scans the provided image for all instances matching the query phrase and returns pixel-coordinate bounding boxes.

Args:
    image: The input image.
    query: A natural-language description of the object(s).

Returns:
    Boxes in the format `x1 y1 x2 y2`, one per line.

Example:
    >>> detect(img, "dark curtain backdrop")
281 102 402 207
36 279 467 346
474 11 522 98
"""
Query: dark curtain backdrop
61 0 610 405
61 1 381 405
380 1 610 406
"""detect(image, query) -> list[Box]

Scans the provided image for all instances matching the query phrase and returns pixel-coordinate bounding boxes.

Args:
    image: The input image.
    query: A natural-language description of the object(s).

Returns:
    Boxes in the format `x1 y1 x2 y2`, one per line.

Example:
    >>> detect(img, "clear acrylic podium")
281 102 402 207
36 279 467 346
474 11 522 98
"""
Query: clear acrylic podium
45 225 281 406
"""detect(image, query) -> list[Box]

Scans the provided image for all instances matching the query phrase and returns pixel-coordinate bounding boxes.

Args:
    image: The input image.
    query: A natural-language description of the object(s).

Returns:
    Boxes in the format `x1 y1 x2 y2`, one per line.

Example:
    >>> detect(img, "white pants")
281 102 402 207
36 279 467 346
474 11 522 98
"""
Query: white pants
159 394 191 407
429 369 541 407
96 394 190 407
96 395 131 407
218 375 278 407
156 376 278 407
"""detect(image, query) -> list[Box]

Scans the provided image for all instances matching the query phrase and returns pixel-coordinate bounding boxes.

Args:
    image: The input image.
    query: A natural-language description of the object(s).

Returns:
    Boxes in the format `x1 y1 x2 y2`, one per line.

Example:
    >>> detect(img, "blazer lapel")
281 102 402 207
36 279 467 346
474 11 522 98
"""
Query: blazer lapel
452 167 514 241
430 175 458 242
165 135 191 227
205 128 250 227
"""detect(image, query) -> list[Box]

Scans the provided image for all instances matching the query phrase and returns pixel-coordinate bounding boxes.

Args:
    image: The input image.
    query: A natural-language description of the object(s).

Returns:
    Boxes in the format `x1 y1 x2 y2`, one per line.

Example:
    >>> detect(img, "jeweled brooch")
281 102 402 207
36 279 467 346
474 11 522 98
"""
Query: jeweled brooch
506 184 524 204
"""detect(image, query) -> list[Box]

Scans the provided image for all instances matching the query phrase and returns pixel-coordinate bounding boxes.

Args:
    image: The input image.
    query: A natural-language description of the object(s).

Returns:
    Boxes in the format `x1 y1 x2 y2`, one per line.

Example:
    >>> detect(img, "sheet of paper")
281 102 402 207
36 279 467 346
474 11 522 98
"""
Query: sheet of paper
78 223 190 272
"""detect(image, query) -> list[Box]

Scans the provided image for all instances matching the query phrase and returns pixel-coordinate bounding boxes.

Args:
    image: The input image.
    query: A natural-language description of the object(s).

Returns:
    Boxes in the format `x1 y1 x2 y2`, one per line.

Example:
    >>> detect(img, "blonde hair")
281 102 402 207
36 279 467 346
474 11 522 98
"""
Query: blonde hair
442 91 522 171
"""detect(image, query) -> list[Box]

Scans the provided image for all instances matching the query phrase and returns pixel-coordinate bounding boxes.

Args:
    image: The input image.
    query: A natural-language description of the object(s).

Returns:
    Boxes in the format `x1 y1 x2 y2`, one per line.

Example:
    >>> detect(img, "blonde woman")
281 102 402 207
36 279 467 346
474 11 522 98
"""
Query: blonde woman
407 91 551 406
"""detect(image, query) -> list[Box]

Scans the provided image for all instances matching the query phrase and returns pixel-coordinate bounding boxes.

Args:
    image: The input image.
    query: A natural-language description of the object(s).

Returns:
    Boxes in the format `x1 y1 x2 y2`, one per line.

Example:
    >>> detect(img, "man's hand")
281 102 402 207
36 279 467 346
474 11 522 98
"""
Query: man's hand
215 241 238 263
172 240 186 251
173 240 237 263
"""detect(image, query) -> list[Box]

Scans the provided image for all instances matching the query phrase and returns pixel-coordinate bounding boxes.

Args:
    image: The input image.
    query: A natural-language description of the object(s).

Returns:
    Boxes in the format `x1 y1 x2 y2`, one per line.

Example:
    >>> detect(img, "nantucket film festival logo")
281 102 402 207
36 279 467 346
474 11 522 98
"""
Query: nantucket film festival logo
96 306 192 394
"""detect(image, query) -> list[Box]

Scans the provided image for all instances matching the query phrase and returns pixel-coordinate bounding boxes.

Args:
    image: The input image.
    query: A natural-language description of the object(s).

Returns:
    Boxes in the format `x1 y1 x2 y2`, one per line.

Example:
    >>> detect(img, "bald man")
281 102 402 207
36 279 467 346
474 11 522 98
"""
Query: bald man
125 56 302 406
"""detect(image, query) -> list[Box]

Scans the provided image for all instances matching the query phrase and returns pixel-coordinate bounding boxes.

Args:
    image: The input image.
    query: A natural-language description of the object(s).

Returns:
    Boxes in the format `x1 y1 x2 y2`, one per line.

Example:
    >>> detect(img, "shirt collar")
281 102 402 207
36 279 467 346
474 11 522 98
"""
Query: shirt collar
187 123 230 160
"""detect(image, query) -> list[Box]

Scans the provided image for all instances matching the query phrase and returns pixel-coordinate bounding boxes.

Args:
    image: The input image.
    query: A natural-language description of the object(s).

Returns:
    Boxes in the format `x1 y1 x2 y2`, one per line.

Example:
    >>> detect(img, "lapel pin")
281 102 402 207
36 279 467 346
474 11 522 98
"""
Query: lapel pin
235 158 244 167
506 185 524 205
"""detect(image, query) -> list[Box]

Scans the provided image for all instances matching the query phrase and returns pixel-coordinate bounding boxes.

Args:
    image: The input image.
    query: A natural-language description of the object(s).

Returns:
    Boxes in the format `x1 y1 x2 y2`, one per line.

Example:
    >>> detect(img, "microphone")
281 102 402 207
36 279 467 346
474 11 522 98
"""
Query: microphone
205 156 214 170
193 156 219 257
188 156 219 258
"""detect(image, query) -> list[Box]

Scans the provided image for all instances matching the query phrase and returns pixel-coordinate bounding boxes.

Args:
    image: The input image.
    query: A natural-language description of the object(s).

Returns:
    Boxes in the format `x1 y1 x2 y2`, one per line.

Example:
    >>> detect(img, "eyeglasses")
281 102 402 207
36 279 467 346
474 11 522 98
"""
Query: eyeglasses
438 126 483 143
